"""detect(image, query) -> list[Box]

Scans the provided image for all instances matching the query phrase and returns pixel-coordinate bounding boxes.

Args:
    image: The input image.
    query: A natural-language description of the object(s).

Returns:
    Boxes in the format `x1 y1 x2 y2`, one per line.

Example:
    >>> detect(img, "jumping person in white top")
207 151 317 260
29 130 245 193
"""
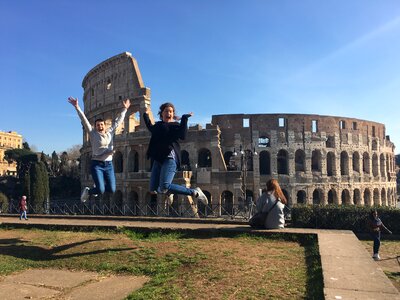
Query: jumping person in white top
68 96 131 202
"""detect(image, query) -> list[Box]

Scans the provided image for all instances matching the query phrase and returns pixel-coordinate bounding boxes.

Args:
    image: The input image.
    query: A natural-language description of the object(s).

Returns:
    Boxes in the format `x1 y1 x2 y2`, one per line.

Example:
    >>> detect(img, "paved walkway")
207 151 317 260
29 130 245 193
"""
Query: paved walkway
1 215 399 299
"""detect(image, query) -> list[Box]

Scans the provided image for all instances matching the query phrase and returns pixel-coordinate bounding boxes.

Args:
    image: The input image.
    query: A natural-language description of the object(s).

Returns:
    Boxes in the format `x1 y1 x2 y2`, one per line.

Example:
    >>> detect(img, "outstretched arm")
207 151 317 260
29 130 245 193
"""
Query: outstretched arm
109 98 130 133
68 96 92 132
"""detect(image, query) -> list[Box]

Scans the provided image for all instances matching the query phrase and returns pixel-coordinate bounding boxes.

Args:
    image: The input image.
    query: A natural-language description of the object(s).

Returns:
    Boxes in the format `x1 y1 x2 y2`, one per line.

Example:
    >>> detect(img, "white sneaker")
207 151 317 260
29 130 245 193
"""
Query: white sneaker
372 253 380 260
194 187 208 205
80 187 90 202
165 193 174 206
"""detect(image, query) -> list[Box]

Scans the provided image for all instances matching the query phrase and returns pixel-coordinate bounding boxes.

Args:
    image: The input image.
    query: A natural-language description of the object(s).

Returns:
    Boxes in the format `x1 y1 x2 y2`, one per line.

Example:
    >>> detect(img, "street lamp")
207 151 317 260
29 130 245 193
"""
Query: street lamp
233 144 257 218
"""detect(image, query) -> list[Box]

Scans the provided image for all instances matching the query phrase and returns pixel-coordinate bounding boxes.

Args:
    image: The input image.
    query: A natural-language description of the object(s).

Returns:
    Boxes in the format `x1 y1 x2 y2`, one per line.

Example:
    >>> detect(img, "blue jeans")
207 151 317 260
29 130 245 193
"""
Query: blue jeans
90 160 116 195
20 211 27 220
150 158 194 196
371 231 381 254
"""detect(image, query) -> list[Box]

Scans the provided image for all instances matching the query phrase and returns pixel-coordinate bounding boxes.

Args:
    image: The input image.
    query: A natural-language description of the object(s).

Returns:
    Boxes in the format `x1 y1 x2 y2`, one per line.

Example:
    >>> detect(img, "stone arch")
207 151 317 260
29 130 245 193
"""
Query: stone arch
296 190 307 204
313 188 324 205
372 139 378 151
373 188 380 206
352 151 360 173
198 148 212 168
277 149 289 175
381 188 386 206
372 153 379 177
363 188 371 206
221 190 233 215
328 189 337 204
340 151 349 175
113 190 123 214
312 150 322 172
113 150 123 173
363 152 370 174
128 150 139 172
386 154 390 174
327 152 336 176
181 150 191 170
127 190 139 215
197 190 212 217
353 189 362 205
146 192 158 216
341 189 351 205
295 149 306 172
259 150 271 175
380 154 385 177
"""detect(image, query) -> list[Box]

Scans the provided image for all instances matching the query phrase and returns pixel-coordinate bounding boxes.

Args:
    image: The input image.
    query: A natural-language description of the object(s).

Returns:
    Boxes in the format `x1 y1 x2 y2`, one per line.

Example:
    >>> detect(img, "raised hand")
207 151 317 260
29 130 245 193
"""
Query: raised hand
123 99 131 109
68 96 79 108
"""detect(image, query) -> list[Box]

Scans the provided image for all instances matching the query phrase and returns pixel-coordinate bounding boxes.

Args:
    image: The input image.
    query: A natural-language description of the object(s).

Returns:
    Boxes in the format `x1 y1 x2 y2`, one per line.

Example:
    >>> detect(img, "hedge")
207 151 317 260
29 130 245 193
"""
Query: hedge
291 205 400 233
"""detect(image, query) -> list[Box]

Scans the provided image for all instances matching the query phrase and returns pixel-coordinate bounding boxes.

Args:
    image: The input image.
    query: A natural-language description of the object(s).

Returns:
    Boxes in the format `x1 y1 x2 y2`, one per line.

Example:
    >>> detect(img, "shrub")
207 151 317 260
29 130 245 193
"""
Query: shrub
291 205 399 233
0 192 9 213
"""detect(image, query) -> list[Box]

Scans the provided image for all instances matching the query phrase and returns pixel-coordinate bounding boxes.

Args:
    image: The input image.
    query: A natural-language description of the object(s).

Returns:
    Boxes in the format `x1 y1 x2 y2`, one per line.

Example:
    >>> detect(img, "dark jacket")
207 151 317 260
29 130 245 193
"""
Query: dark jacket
143 113 190 168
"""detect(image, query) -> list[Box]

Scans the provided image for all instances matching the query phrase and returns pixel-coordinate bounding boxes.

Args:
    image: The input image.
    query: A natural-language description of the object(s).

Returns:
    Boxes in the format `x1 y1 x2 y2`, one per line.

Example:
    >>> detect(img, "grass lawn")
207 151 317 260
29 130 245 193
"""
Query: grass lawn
0 227 323 299
361 238 400 292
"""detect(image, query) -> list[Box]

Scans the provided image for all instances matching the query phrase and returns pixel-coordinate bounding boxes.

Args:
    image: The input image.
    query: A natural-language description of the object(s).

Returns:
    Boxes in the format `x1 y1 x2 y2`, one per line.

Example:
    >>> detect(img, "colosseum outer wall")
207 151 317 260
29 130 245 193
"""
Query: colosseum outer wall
79 52 397 216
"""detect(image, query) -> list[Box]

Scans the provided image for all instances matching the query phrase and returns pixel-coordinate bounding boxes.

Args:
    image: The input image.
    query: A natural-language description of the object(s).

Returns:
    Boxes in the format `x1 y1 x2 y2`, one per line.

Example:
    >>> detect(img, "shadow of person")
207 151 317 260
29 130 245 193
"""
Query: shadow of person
0 238 135 261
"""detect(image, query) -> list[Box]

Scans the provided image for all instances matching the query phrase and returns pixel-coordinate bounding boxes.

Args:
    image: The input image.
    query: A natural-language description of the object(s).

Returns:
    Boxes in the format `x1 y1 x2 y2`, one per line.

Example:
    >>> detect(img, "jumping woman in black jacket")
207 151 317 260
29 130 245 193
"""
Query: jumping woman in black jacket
143 102 208 205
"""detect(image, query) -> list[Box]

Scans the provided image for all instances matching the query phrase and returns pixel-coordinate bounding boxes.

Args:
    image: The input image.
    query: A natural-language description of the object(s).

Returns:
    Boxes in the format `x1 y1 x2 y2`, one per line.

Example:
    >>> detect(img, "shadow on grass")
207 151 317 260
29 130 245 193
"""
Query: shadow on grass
0 237 134 261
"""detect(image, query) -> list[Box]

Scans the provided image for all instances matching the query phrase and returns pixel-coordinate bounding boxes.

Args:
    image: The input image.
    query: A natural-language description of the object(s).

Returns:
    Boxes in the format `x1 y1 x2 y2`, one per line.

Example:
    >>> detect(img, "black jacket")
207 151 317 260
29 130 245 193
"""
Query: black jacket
143 113 190 168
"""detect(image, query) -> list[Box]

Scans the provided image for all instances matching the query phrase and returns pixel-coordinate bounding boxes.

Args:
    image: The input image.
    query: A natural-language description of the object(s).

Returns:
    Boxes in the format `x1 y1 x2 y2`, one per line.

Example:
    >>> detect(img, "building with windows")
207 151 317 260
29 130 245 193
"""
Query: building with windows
0 131 23 176
79 52 397 216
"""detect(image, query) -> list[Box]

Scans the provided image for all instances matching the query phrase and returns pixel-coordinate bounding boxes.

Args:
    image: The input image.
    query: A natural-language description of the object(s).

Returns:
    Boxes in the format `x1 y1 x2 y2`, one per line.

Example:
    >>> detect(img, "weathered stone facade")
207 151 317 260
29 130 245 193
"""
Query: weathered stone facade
79 52 397 215
0 131 22 176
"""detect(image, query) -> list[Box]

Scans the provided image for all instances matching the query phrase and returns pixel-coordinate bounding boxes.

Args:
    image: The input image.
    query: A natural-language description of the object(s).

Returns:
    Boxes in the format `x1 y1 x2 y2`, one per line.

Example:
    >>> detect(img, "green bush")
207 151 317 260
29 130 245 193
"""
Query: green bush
291 205 399 233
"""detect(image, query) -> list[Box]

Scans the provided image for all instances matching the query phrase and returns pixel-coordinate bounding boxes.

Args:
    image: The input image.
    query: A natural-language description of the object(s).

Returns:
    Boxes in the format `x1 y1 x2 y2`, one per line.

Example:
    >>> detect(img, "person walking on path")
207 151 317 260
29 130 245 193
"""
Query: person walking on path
254 179 287 229
367 209 392 261
68 96 131 202
19 195 28 220
143 102 208 206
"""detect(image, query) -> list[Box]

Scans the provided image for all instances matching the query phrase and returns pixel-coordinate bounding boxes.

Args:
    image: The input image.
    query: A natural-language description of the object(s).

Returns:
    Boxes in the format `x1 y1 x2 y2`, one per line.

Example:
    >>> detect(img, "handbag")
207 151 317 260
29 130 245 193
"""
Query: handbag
249 199 279 228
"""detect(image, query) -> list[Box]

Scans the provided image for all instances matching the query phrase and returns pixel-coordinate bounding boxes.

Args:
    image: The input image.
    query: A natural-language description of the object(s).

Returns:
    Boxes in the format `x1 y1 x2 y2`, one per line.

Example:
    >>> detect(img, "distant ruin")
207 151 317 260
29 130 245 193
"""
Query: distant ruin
79 52 397 216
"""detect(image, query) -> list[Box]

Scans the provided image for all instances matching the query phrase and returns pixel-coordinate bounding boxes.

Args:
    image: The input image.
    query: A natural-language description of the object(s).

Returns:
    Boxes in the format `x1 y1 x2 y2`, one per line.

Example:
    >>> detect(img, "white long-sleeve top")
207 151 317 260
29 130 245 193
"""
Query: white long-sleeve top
75 106 127 161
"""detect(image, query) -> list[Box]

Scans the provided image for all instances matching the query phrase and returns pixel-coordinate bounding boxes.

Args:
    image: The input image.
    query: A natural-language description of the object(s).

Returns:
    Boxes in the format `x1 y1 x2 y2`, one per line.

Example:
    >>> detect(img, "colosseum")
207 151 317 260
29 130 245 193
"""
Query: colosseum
79 52 397 217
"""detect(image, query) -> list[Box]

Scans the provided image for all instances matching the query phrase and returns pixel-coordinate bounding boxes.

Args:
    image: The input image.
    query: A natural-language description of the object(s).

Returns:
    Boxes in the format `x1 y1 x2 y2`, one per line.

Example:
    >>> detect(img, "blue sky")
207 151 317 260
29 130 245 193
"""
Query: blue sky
1 0 400 154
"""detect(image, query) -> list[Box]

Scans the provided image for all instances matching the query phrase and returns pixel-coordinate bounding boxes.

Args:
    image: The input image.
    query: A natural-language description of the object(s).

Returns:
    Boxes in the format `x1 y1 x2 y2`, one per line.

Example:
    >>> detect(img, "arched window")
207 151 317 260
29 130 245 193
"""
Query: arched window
113 190 123 215
340 151 349 175
373 188 380 205
113 151 123 173
295 149 305 172
221 191 233 215
181 150 190 170
197 190 212 217
327 152 335 176
328 189 337 204
312 150 322 172
380 154 385 177
296 190 306 204
313 189 323 205
259 151 271 175
127 191 139 215
363 152 370 174
381 188 386 206
353 189 361 205
198 148 212 168
352 152 360 173
372 153 379 177
341 189 351 205
363 189 371 206
277 149 288 174
128 150 139 172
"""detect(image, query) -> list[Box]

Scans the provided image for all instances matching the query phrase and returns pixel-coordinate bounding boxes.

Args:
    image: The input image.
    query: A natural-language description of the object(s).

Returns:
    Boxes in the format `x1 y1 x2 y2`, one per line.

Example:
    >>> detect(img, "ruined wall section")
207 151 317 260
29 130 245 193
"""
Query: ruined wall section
212 113 397 206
